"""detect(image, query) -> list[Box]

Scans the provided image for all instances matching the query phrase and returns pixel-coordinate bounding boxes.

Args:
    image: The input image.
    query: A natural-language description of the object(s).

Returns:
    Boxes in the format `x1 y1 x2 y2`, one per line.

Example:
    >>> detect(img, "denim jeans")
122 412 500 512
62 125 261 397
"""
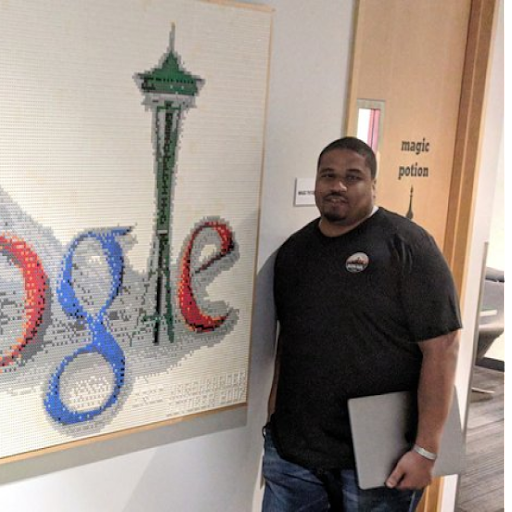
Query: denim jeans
261 425 423 512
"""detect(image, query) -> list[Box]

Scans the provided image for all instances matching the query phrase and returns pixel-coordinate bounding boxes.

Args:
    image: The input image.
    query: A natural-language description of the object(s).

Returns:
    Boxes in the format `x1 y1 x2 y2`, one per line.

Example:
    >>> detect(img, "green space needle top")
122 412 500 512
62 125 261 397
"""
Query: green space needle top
138 44 202 97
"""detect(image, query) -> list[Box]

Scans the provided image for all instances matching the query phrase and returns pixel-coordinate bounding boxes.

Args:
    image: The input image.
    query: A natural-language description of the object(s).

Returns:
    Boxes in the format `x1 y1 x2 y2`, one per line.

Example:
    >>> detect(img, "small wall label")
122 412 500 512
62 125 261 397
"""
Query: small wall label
294 178 316 206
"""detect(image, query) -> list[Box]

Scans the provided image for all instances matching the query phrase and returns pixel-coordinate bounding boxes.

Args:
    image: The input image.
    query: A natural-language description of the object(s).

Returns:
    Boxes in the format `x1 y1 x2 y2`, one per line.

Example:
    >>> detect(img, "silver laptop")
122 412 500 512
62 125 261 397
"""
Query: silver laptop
348 390 465 489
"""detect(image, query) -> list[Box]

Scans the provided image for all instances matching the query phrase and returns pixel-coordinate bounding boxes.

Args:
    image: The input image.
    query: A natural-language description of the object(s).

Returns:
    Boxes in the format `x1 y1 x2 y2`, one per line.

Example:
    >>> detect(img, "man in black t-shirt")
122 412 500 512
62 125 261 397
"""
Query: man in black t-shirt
262 137 461 512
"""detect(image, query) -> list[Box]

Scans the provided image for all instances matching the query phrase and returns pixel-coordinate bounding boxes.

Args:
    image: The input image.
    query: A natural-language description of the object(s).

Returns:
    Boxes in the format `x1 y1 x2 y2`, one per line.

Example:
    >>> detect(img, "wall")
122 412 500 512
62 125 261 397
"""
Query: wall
487 135 505 273
484 109 504 362
0 1 355 511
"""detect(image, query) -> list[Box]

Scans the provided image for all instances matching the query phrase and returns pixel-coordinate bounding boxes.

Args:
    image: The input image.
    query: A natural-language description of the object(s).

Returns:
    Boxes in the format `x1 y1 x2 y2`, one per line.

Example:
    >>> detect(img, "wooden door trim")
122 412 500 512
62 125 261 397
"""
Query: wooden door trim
444 0 498 293
428 0 498 510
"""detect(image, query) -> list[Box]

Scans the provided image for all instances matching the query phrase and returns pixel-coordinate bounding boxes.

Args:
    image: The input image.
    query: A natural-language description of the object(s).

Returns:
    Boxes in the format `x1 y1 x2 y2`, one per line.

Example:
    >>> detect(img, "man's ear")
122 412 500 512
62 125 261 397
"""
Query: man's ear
372 179 377 200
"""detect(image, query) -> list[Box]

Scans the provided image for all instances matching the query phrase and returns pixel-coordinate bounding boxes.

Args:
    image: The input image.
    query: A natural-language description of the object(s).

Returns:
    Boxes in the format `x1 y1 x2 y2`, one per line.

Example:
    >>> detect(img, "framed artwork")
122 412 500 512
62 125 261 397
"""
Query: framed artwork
0 0 272 462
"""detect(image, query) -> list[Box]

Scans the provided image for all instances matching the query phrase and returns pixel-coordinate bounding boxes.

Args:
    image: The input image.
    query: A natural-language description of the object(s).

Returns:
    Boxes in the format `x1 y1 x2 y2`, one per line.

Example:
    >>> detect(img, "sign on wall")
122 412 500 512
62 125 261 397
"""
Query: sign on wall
0 0 271 462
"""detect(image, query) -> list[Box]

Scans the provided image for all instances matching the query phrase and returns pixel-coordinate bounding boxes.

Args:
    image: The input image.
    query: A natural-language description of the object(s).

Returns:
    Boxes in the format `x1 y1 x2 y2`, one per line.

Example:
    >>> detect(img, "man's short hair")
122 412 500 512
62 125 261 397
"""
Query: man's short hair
317 137 377 179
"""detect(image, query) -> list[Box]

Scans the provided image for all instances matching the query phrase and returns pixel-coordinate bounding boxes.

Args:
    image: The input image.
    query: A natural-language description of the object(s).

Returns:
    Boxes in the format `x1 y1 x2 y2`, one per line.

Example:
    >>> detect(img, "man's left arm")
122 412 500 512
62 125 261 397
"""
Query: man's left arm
386 329 460 490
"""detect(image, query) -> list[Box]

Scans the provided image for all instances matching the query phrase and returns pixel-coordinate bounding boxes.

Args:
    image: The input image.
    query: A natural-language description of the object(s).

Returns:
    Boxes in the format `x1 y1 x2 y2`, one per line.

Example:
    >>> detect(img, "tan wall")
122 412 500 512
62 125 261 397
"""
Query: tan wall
347 0 471 247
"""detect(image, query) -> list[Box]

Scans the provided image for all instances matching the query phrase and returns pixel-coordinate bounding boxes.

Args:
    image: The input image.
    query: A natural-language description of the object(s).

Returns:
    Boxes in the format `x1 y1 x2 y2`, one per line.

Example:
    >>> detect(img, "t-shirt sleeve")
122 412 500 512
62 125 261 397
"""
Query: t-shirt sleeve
273 245 289 323
399 231 462 342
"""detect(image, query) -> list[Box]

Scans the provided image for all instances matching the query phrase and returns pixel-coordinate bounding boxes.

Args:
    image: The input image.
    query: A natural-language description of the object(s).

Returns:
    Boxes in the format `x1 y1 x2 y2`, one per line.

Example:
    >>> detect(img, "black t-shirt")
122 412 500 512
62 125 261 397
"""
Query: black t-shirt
271 208 462 470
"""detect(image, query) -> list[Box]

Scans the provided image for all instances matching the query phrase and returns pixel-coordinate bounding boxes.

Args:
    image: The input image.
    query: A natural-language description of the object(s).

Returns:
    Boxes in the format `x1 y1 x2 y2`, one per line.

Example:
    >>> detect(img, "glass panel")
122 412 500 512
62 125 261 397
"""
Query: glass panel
356 99 385 153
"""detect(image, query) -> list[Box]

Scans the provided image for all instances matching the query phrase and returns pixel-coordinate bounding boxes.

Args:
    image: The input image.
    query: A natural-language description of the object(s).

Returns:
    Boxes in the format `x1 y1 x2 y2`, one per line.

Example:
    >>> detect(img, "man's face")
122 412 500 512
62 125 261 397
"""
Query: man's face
315 148 376 231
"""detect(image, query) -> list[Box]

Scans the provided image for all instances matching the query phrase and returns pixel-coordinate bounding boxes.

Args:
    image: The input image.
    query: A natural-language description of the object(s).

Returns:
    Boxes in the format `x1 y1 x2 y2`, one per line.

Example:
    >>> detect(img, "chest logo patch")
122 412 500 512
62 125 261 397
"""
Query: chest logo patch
346 252 369 273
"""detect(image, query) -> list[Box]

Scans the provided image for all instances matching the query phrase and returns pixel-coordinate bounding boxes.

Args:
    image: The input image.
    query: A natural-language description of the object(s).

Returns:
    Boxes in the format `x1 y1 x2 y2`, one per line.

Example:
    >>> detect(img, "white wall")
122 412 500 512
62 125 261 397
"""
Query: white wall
0 2 355 511
484 90 505 362
482 133 504 362
487 138 505 272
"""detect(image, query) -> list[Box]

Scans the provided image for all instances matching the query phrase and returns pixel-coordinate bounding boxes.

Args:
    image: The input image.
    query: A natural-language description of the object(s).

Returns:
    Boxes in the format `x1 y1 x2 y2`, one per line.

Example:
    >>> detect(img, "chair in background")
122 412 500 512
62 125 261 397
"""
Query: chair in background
473 267 505 394
477 268 505 362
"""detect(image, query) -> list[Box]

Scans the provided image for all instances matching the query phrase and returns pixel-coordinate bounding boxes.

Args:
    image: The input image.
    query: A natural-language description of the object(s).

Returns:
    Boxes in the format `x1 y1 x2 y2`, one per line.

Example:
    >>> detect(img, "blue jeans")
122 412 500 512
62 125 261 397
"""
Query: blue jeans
262 425 423 512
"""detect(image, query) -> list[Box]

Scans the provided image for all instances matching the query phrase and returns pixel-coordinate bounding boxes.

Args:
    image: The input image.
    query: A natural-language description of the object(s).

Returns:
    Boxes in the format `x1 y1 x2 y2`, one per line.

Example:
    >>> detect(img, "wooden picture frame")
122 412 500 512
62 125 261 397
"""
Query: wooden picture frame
0 0 272 464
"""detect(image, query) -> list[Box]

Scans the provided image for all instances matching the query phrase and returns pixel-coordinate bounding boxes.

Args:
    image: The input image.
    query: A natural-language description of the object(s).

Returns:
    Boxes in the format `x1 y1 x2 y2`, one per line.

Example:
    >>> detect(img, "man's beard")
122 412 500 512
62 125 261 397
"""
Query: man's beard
322 210 348 223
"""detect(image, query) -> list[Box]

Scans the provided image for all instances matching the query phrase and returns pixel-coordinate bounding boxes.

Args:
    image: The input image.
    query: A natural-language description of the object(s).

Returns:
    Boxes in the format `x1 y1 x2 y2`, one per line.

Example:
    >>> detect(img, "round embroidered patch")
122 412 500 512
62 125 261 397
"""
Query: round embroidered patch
346 252 369 273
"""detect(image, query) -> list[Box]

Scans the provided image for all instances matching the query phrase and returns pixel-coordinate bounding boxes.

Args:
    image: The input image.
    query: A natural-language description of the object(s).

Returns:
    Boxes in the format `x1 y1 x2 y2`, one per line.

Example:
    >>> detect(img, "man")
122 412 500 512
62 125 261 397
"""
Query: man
262 137 461 511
